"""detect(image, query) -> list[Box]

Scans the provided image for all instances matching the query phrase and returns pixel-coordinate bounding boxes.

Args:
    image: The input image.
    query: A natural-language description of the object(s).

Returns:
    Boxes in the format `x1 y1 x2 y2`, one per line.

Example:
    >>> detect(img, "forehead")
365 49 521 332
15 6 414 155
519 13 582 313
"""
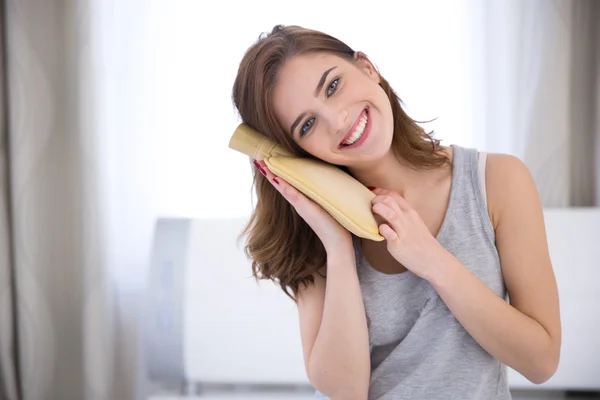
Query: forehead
281 52 343 76
273 53 348 121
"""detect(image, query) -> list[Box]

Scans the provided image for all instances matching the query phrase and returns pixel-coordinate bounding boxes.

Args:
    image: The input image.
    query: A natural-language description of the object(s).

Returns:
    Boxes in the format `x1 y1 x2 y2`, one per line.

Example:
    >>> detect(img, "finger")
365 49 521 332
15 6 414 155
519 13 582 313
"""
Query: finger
254 159 269 172
379 223 400 245
253 159 279 183
372 194 404 218
253 160 271 176
385 191 412 212
372 211 386 227
371 188 413 213
253 159 303 202
372 202 403 233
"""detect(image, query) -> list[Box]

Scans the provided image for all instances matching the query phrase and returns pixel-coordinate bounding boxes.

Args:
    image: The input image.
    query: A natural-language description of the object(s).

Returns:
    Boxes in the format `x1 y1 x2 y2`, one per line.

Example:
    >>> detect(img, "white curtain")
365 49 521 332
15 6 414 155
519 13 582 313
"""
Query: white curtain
0 1 19 397
468 0 600 207
1 0 117 399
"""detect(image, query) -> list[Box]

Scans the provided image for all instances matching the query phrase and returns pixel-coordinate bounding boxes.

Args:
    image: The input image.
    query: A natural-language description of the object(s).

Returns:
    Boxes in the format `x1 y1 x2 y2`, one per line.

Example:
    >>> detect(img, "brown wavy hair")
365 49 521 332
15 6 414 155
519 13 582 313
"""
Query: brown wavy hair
231 24 449 301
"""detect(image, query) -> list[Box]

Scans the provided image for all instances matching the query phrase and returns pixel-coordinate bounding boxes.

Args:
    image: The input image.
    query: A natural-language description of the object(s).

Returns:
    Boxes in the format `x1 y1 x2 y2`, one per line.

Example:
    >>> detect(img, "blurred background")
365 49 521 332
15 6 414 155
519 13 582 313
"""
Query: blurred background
0 0 598 399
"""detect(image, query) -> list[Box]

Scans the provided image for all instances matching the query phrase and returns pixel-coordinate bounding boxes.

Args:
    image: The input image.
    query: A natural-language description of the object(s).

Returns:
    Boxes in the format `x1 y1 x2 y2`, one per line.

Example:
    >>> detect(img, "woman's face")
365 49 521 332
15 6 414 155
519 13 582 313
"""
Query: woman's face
272 52 394 167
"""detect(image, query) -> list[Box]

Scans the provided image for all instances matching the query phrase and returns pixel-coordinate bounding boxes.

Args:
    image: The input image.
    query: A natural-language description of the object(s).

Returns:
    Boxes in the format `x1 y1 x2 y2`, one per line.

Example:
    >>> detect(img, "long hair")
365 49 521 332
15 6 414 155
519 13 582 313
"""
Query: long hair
231 25 449 301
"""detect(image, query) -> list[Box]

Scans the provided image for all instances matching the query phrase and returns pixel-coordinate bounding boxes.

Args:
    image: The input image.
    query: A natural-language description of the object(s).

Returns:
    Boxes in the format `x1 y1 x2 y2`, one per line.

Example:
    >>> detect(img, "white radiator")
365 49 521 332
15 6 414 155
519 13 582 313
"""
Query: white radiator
144 208 600 390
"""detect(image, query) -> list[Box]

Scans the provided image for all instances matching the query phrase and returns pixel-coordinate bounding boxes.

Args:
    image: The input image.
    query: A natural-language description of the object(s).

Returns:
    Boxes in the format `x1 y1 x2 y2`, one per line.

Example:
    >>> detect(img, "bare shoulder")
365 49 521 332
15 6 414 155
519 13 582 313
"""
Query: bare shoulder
482 152 561 368
483 153 538 230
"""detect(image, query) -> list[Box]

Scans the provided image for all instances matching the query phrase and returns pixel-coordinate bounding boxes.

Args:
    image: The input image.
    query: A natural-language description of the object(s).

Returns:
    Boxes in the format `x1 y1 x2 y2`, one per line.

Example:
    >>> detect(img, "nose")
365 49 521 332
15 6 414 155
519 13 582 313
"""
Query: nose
324 107 348 135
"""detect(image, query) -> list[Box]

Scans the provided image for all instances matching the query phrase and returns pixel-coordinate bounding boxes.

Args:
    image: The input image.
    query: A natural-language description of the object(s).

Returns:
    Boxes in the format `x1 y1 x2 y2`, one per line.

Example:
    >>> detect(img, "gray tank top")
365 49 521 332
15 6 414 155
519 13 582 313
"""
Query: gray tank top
315 145 511 400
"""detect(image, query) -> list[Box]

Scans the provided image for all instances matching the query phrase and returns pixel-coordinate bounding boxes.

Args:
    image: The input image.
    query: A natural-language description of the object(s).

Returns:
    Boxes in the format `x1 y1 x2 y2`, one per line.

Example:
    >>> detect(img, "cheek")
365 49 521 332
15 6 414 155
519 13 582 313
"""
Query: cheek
299 136 340 163
304 138 330 156
376 92 394 131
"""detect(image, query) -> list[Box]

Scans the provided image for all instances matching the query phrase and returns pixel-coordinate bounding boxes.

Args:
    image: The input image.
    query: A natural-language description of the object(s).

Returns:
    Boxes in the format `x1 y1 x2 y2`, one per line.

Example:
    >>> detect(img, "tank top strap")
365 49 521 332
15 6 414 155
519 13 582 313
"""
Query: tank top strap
450 144 495 241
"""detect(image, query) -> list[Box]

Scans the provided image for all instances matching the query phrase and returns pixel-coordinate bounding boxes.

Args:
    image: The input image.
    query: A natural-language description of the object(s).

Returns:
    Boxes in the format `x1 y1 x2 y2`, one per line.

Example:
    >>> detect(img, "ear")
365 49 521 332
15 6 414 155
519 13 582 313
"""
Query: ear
354 51 381 83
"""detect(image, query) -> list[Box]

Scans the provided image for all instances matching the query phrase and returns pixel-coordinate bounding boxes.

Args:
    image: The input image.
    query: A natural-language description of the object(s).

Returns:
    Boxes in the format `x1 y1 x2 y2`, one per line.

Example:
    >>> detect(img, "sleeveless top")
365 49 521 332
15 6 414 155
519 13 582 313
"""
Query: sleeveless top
314 145 512 400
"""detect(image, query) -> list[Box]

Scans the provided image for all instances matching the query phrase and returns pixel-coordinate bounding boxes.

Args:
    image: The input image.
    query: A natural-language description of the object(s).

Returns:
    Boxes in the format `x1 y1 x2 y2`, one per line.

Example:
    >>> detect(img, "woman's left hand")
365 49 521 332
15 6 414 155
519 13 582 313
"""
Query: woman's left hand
370 187 450 281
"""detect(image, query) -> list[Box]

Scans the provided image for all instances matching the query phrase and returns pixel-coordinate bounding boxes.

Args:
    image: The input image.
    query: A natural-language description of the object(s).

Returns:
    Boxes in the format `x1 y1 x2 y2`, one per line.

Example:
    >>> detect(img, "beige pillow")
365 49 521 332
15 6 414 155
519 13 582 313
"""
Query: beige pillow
229 123 384 242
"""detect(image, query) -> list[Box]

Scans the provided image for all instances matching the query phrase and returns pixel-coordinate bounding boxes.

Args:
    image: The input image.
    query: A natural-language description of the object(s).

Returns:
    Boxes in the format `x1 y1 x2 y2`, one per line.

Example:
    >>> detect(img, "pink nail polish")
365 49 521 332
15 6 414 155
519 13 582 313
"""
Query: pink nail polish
273 177 279 184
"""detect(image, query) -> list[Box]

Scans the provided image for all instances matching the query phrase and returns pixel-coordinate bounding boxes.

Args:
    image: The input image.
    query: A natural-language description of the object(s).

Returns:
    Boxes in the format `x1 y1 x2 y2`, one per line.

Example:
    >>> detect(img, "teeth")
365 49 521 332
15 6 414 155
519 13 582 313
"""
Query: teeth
342 114 368 146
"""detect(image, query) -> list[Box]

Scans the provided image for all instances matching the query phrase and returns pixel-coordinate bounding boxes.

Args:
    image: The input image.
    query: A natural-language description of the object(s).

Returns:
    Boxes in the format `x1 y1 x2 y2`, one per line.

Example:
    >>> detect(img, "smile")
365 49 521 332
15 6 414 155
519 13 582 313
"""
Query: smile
339 107 371 149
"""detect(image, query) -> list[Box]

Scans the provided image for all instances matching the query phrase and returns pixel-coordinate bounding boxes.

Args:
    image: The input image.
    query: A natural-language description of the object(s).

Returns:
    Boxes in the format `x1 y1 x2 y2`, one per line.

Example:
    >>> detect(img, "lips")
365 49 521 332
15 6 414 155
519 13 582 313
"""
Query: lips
339 108 368 147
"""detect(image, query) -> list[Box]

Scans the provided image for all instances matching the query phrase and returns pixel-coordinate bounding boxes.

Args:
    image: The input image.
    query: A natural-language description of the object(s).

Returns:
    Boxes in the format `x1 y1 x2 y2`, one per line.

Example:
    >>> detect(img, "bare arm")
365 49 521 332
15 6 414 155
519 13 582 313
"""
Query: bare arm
429 154 561 383
297 246 371 400
369 153 560 384
254 159 371 398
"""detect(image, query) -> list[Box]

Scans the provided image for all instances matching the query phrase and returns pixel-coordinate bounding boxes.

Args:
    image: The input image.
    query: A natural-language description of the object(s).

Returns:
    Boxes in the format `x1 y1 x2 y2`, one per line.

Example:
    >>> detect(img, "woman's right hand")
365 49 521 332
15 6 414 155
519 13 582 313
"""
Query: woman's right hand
253 160 352 251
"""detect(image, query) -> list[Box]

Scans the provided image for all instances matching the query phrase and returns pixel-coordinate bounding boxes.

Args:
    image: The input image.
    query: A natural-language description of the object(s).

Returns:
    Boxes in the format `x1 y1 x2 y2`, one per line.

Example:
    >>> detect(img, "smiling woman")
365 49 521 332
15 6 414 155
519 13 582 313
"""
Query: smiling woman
231 24 561 400
232 24 450 299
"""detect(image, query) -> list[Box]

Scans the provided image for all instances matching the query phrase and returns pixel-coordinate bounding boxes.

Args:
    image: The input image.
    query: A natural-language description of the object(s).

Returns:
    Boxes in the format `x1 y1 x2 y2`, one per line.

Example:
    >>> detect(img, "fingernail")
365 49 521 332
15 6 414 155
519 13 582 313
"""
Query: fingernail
273 177 279 184
252 161 267 177
368 186 376 191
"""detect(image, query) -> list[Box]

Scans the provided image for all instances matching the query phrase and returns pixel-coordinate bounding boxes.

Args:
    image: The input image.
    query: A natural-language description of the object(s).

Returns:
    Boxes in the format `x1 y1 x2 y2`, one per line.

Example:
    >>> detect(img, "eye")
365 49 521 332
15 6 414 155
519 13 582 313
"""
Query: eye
300 117 315 137
326 77 340 97
297 77 340 138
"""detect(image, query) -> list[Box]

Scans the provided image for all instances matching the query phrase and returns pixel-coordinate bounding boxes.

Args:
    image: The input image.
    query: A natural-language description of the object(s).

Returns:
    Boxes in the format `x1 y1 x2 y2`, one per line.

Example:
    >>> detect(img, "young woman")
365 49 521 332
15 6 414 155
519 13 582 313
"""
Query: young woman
231 24 561 400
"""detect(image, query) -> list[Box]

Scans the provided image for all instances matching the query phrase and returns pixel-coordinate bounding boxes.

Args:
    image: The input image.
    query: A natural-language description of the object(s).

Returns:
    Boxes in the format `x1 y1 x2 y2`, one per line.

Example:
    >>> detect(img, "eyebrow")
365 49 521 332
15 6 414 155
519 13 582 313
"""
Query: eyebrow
290 66 338 136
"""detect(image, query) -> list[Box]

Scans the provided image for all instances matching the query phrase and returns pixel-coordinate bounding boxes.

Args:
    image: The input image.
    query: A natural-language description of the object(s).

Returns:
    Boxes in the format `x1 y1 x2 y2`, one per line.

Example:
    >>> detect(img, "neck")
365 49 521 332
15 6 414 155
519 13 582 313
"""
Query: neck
348 148 451 198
